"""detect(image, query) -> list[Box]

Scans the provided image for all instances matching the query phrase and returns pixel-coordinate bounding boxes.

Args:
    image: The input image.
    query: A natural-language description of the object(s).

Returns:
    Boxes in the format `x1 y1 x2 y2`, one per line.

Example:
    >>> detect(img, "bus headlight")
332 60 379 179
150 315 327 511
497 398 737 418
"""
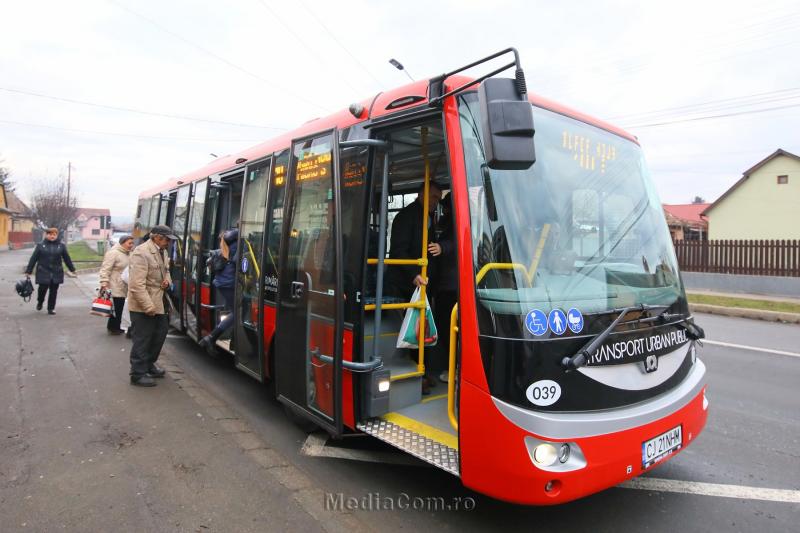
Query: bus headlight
532 443 558 466
525 437 587 472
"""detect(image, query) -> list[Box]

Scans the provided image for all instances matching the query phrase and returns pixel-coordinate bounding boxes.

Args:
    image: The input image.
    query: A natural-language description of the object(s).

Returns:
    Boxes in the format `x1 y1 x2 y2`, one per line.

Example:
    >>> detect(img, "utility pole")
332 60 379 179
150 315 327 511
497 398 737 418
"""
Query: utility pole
65 162 72 243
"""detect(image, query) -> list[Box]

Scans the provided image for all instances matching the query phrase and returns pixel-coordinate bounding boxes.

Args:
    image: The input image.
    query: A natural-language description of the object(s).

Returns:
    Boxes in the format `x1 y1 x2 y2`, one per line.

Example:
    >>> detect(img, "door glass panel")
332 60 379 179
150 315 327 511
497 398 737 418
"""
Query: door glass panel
238 162 270 328
186 179 207 333
287 134 336 419
169 185 191 325
264 151 288 303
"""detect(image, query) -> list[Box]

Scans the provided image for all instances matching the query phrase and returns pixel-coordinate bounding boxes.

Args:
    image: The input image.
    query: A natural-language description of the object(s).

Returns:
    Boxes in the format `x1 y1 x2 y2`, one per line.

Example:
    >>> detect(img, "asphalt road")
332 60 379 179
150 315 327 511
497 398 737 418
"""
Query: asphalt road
159 302 800 531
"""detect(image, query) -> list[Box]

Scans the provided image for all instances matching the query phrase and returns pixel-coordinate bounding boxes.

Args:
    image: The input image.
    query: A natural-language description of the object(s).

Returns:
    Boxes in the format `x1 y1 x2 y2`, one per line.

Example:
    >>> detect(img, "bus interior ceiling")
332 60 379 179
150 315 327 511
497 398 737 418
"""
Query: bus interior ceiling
361 120 456 436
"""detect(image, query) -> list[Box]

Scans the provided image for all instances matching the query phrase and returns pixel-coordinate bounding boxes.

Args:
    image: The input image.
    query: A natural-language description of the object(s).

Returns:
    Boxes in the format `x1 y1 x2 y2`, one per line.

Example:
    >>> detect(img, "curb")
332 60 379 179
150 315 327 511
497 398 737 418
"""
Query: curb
689 303 800 324
159 354 371 533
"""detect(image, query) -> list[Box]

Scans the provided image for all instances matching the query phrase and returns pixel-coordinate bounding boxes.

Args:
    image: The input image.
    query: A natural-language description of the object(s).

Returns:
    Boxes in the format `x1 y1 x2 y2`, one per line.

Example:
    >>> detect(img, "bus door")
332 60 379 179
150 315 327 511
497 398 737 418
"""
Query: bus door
233 159 271 378
168 183 192 331
184 179 208 340
275 130 346 435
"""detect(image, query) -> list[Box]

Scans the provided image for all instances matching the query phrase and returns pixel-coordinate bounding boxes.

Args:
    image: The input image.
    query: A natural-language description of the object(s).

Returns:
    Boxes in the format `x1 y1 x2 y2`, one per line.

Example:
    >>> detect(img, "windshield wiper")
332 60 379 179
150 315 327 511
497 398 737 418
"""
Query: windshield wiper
561 304 671 371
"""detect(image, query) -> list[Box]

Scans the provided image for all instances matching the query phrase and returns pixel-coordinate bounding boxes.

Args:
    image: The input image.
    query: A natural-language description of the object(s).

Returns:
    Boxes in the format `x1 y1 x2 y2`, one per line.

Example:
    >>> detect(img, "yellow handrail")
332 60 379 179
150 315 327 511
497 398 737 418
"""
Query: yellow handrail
447 303 459 431
243 238 261 278
364 301 426 311
527 223 550 282
367 258 428 266
416 126 430 378
475 262 530 285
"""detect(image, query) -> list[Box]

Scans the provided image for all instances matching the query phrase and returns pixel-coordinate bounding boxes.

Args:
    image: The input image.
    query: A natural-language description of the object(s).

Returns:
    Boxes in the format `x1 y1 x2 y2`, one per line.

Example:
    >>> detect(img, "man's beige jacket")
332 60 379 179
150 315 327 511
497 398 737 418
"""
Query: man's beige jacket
127 239 171 315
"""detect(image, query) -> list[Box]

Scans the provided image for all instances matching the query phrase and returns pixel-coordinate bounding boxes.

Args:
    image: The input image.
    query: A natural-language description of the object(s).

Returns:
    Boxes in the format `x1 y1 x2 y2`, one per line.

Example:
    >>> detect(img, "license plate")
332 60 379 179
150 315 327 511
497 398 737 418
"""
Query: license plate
642 425 682 469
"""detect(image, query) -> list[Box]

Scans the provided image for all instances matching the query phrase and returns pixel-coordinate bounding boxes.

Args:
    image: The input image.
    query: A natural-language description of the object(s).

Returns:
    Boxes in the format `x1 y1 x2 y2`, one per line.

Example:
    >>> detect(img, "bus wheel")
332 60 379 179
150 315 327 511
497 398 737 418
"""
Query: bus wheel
282 404 318 433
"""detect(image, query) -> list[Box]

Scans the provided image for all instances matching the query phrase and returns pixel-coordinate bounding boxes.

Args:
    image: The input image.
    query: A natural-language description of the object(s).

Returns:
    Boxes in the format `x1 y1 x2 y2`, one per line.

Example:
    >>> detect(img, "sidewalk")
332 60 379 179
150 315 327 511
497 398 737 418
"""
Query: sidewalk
687 289 800 324
0 248 366 532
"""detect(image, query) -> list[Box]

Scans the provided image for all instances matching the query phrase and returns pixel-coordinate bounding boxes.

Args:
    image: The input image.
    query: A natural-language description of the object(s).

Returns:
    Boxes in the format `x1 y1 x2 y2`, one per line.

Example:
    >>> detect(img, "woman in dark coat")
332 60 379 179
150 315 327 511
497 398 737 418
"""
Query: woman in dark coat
24 228 77 315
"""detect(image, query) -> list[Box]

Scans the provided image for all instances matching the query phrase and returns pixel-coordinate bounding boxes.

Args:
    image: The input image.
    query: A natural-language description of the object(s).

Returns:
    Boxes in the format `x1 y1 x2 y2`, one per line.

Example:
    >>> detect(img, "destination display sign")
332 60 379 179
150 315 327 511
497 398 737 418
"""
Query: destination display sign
273 164 286 186
562 130 617 174
296 151 332 181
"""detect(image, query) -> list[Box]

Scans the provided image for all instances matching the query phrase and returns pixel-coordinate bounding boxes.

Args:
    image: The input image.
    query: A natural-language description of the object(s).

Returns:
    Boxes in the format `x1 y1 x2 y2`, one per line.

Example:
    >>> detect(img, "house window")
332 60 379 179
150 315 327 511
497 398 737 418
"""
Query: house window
92 229 100 235
777 175 788 184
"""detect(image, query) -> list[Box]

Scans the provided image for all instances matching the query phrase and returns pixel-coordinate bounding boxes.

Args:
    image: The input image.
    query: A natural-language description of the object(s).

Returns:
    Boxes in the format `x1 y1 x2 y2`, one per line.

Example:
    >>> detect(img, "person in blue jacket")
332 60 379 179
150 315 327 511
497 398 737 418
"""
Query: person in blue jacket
200 228 238 352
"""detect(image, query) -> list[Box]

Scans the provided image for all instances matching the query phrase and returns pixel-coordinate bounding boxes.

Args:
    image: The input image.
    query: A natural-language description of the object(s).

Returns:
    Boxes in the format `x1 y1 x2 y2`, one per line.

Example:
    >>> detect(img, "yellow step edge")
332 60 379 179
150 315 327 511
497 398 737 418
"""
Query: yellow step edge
382 412 459 450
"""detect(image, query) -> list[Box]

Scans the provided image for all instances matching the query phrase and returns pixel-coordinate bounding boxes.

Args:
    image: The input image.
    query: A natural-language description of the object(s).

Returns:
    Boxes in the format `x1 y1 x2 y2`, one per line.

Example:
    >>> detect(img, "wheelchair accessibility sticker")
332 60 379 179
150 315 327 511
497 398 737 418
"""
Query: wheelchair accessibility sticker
525 309 548 336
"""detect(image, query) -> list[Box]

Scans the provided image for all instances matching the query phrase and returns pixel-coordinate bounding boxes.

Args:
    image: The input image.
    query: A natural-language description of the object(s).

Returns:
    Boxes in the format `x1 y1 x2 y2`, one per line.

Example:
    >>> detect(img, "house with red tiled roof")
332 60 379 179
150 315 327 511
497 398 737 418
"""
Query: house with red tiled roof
702 149 800 240
68 207 112 242
663 203 709 241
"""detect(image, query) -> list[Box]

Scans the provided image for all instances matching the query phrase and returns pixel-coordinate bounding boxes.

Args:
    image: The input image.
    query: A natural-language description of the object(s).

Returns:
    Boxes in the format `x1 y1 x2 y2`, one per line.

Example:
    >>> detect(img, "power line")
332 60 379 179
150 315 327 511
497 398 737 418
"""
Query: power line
621 102 800 129
253 0 366 95
0 86 288 130
294 0 385 87
606 87 800 122
1 119 264 143
107 0 332 113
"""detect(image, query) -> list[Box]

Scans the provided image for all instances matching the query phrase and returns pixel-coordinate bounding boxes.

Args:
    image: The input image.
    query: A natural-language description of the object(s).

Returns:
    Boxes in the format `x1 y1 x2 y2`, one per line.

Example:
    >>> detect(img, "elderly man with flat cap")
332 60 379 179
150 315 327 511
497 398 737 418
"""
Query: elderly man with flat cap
127 225 176 386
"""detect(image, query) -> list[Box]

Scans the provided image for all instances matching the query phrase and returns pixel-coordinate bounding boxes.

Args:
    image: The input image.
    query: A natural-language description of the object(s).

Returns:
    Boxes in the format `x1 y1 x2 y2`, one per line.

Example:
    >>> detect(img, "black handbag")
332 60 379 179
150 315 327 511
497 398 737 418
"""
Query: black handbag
16 278 34 302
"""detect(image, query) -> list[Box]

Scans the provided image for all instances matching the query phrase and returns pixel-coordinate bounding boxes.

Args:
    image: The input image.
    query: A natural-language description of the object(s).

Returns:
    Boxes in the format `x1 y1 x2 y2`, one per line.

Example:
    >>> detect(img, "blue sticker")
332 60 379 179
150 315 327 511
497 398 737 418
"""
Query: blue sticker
548 309 567 335
241 256 249 272
567 308 584 334
525 309 548 337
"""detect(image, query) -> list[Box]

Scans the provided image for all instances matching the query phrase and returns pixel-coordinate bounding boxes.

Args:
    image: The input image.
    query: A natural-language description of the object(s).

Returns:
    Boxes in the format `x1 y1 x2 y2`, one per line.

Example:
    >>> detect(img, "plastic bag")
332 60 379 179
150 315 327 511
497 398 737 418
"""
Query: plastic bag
396 287 438 349
91 288 114 317
120 266 129 284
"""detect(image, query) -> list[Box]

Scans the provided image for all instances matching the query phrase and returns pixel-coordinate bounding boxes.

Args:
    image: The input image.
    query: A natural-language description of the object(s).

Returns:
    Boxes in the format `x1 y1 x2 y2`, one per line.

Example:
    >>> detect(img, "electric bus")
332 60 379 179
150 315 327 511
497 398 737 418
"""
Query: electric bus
134 49 708 505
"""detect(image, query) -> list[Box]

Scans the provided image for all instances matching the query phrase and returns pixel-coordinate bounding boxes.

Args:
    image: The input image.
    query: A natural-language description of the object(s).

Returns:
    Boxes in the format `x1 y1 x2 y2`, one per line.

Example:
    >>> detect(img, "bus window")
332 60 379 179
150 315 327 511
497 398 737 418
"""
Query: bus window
264 150 288 303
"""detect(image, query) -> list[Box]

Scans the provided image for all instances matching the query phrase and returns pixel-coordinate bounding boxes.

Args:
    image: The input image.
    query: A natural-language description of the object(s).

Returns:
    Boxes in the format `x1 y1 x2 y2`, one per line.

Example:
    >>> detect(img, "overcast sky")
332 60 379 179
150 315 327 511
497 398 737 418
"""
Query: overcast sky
2 0 799 221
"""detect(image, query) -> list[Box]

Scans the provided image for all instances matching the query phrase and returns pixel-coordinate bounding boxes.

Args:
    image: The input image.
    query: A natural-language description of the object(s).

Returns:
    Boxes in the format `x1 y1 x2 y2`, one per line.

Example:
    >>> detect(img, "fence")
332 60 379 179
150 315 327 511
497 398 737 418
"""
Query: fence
7 231 35 249
673 239 800 277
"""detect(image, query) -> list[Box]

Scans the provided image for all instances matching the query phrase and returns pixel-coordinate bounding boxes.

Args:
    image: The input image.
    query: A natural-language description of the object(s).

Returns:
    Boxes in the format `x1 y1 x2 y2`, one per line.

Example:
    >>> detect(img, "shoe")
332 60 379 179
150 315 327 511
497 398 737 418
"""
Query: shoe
439 371 449 383
147 365 166 378
108 329 124 335
125 329 132 339
199 335 217 355
47 310 56 315
36 302 43 311
130 375 156 387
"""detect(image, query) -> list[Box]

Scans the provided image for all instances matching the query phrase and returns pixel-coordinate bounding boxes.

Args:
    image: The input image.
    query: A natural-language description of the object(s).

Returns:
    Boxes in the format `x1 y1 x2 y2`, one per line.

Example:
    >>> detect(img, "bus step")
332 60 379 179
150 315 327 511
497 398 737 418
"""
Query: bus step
357 417 460 476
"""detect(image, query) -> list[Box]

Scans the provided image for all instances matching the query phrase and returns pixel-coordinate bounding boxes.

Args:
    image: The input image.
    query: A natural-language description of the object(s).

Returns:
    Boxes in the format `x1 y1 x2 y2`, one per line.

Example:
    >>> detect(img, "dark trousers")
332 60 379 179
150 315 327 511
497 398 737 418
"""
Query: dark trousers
129 311 169 378
208 287 235 341
430 290 457 375
107 297 126 331
37 283 59 310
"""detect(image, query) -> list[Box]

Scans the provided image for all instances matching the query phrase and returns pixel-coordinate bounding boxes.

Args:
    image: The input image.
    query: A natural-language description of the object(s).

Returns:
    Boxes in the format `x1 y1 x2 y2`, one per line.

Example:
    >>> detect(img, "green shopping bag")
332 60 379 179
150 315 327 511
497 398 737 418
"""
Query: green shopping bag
396 287 438 349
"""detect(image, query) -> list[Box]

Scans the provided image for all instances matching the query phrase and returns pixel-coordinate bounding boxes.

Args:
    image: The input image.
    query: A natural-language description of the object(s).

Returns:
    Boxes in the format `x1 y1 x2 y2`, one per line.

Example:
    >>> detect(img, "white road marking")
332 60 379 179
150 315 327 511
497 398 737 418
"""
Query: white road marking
620 477 800 503
704 339 800 358
303 434 800 504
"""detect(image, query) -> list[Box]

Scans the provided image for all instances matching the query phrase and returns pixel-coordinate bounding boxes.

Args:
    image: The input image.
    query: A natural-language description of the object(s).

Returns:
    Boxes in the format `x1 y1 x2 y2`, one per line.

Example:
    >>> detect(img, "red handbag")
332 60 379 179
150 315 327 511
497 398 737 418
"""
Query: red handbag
91 288 114 317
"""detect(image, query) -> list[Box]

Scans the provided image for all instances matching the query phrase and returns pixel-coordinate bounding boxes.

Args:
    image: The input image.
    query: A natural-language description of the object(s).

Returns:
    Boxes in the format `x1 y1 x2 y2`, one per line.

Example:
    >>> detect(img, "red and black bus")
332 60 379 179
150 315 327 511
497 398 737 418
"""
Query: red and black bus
134 49 708 505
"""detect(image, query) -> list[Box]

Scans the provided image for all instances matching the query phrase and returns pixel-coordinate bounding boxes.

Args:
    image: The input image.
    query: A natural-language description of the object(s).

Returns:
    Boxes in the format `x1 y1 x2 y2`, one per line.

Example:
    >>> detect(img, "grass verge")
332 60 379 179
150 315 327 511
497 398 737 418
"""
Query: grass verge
67 241 103 269
687 293 800 314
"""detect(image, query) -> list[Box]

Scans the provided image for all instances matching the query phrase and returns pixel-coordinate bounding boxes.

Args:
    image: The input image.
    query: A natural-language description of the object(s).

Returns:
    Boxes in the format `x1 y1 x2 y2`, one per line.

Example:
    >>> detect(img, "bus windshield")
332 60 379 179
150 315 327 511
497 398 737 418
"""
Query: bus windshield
458 92 685 336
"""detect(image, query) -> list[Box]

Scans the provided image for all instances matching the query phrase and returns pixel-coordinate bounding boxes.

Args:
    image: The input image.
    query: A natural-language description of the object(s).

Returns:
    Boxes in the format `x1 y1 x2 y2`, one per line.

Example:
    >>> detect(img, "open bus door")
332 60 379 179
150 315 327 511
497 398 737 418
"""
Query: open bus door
275 130 346 435
167 183 191 331
233 159 271 379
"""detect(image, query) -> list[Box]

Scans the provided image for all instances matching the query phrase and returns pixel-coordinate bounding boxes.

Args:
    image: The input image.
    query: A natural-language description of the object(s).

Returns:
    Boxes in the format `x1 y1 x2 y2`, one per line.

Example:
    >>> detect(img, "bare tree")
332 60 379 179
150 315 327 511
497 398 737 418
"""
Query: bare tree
30 177 78 233
0 158 14 193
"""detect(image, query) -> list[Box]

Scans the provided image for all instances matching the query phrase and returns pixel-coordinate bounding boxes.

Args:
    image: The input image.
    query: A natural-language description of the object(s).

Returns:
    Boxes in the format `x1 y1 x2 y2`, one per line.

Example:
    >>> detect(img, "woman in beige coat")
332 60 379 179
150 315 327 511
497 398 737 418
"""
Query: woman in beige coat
99 235 134 334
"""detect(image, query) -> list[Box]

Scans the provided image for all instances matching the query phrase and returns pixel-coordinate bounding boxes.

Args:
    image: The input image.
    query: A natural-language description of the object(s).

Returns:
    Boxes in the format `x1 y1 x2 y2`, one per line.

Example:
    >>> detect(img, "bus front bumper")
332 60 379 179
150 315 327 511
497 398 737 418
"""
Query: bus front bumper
459 360 708 505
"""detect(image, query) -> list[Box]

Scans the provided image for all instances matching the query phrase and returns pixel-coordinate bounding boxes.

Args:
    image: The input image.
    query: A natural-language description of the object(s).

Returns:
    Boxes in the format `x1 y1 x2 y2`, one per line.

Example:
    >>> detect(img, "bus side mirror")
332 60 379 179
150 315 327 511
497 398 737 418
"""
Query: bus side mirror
478 78 535 170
